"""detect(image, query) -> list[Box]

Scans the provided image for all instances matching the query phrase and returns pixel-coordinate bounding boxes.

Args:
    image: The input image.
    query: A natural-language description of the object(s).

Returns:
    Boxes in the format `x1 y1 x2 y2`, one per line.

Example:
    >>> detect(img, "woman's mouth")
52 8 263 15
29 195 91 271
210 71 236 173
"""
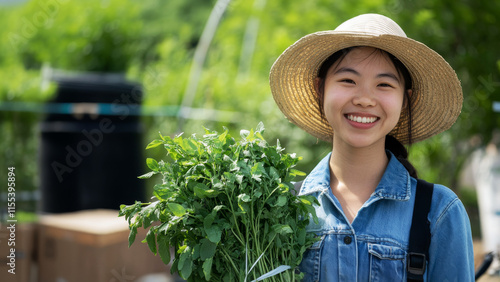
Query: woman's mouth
346 114 378 124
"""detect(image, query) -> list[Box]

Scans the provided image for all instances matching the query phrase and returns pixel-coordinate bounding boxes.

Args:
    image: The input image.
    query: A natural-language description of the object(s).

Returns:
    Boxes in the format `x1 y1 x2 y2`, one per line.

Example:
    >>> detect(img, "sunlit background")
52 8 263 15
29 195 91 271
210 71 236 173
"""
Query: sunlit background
0 0 499 281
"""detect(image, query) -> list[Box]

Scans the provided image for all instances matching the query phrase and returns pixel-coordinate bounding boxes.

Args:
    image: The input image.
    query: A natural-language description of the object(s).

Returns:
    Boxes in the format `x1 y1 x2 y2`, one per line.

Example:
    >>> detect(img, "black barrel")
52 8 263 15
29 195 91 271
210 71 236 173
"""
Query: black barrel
39 74 145 213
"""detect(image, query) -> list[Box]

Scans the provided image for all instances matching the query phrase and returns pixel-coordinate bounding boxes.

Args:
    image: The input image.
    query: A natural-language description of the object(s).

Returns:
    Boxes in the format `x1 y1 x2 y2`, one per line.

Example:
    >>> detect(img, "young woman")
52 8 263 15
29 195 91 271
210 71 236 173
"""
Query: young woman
270 14 474 281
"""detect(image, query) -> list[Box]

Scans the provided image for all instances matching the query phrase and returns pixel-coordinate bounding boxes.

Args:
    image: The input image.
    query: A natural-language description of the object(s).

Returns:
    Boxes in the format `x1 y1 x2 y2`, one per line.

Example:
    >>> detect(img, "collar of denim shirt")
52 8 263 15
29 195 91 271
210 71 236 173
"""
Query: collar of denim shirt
298 150 411 202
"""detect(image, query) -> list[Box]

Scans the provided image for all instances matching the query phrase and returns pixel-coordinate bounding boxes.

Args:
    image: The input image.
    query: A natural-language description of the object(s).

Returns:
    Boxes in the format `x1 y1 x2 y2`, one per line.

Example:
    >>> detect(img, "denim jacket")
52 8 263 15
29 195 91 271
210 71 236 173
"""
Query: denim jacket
298 152 475 281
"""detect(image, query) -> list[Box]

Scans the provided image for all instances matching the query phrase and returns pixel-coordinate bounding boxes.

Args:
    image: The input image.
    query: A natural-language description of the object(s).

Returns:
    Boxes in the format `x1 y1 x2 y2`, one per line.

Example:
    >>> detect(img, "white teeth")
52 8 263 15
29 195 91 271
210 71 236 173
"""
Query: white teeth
348 115 377 124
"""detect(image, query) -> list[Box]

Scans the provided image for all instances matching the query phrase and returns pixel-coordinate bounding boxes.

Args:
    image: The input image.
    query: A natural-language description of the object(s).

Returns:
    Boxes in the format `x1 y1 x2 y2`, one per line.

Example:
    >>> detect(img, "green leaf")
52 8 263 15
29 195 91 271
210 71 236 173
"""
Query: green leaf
177 246 189 269
141 203 159 228
146 139 163 149
145 228 157 255
203 257 213 281
171 259 179 275
200 239 217 260
235 174 244 184
213 205 225 212
206 189 221 198
255 121 265 133
178 247 193 279
299 197 312 206
218 130 228 143
157 235 171 265
128 226 137 247
167 203 186 217
238 193 251 202
272 224 293 235
275 195 287 207
121 202 142 224
251 162 265 175
158 222 169 234
192 244 200 260
290 168 306 177
180 258 193 279
253 190 263 199
187 138 200 152
240 129 250 139
193 184 207 199
298 228 306 245
269 167 280 181
118 205 127 216
138 171 156 179
159 132 169 142
146 158 160 171
203 214 215 229
153 184 172 201
205 224 222 243
194 183 220 198
275 236 282 248
237 193 251 212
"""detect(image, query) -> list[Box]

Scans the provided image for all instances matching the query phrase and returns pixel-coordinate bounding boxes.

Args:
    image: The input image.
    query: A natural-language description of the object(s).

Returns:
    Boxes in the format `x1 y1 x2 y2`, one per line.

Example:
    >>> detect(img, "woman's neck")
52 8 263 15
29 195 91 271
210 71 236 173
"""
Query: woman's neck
330 141 388 188
329 138 389 223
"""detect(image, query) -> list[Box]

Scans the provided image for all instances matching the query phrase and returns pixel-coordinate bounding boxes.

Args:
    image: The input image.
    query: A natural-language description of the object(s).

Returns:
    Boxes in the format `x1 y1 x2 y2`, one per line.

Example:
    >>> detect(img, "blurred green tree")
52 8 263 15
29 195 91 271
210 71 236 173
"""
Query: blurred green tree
10 0 143 72
394 0 500 189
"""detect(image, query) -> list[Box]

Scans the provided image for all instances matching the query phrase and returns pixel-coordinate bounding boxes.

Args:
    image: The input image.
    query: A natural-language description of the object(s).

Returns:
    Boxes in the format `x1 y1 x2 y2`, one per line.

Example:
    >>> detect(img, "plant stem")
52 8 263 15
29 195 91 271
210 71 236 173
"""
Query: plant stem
221 248 240 276
225 190 244 242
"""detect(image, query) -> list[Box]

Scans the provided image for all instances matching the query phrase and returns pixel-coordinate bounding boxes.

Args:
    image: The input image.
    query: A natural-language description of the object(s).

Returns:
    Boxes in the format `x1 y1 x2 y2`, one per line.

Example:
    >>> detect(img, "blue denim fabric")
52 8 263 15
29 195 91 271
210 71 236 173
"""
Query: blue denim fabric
298 151 475 281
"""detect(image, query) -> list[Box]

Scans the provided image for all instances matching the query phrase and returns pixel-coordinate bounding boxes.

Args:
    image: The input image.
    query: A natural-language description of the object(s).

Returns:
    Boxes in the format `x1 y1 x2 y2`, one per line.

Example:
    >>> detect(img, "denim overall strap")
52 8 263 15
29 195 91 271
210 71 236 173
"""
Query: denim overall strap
407 179 434 281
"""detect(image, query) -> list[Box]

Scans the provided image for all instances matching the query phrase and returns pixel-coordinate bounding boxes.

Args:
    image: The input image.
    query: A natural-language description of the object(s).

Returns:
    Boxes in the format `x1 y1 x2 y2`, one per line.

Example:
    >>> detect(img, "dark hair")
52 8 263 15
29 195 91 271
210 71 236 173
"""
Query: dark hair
316 47 418 178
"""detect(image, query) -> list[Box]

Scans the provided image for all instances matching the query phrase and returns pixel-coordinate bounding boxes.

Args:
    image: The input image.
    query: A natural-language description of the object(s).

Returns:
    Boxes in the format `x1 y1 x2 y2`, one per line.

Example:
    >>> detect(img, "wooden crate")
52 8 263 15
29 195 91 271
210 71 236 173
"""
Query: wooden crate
37 209 170 282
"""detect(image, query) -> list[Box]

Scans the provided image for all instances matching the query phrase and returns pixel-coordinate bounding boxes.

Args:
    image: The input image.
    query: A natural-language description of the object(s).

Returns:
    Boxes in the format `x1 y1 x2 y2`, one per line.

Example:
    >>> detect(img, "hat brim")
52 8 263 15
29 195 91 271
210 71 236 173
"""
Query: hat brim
269 31 463 144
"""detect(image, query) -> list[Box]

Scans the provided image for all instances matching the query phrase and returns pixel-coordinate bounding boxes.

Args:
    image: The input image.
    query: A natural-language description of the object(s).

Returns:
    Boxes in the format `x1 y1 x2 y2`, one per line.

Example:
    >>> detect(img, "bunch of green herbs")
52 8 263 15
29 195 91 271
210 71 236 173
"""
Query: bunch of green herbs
119 123 319 281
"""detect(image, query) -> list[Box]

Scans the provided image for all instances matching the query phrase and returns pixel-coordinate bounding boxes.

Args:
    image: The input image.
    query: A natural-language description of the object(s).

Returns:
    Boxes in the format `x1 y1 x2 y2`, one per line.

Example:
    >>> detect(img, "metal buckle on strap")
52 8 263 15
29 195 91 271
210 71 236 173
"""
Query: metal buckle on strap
407 252 426 276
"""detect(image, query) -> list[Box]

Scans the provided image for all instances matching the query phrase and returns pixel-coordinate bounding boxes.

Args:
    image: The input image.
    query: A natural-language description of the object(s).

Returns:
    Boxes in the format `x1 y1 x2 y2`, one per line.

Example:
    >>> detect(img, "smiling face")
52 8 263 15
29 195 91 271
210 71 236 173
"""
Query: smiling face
318 47 407 149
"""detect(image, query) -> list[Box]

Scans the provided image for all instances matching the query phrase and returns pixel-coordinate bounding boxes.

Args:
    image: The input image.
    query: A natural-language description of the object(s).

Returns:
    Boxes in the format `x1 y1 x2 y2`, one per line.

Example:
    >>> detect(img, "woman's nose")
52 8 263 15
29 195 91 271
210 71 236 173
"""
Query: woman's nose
352 88 376 107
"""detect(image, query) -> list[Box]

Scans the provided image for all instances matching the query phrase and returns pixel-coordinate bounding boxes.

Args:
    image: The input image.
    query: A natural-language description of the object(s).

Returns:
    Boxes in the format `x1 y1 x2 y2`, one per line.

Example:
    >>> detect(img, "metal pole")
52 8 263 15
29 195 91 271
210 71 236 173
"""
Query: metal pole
177 0 232 133
237 0 266 80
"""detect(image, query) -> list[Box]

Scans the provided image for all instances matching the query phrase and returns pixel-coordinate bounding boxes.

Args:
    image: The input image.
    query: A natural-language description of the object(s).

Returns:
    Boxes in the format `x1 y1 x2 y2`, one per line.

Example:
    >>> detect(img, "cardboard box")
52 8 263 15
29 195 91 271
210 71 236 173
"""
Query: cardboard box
37 209 170 282
0 223 36 282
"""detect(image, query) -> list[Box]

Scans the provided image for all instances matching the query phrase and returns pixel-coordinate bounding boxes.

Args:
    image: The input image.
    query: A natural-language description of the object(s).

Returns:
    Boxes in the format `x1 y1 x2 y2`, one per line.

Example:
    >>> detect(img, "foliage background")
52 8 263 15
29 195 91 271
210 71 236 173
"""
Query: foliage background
1 0 498 235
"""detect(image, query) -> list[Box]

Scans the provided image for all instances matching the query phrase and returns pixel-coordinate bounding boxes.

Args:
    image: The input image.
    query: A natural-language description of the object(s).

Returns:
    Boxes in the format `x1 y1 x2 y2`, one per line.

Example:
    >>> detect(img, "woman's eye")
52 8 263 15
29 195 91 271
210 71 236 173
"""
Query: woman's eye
378 83 394 88
340 79 355 84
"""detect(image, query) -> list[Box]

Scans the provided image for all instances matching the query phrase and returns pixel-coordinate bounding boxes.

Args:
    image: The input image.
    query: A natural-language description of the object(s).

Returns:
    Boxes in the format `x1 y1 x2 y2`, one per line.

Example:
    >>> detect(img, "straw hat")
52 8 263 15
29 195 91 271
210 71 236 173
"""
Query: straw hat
269 13 463 144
